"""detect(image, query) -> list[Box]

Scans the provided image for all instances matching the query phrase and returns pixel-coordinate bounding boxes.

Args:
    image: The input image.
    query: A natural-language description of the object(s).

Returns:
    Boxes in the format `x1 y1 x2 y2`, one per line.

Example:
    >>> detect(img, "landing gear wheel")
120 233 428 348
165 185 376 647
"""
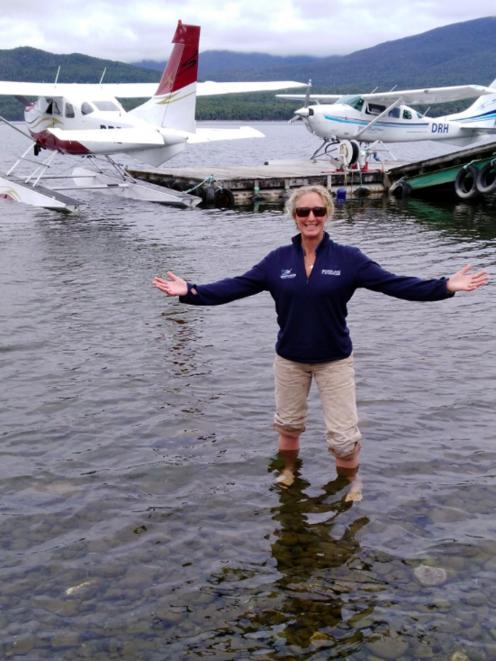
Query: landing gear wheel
337 140 360 167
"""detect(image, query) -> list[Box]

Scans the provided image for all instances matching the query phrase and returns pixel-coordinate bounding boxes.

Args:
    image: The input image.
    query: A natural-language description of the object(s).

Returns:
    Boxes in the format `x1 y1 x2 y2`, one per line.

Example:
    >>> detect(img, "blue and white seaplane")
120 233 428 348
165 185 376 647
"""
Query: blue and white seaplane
278 80 496 166
0 20 305 211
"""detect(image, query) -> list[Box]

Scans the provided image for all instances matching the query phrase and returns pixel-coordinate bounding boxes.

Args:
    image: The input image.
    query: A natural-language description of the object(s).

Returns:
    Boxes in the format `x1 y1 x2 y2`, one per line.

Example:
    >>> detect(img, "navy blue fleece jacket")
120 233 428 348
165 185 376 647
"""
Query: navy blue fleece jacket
179 233 453 363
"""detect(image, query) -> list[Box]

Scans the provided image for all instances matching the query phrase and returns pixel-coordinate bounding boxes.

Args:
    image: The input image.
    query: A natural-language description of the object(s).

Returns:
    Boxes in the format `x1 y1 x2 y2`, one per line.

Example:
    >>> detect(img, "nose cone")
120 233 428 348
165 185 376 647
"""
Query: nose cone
294 106 310 119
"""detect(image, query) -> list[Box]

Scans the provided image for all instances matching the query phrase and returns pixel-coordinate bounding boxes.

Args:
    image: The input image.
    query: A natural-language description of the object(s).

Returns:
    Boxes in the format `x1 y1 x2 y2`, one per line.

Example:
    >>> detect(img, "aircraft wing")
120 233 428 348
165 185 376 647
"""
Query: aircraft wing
277 85 495 106
276 93 341 102
361 85 494 105
186 126 265 143
197 81 306 96
0 81 157 98
0 80 305 99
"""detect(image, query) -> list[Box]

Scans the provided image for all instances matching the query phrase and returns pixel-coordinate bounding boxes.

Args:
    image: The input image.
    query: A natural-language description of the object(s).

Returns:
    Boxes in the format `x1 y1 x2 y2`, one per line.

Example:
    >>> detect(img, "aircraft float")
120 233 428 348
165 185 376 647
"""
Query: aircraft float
0 20 305 211
278 80 496 166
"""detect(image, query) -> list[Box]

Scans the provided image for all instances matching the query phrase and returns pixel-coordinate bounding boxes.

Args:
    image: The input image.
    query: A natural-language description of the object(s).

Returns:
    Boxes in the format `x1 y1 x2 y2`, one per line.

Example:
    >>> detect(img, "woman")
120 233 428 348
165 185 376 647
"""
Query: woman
152 185 488 497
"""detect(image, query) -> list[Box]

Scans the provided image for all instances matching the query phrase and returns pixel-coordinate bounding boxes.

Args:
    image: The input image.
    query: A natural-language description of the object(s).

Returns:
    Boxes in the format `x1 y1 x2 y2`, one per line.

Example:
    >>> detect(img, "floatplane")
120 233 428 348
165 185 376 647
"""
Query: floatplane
0 20 305 212
278 79 496 167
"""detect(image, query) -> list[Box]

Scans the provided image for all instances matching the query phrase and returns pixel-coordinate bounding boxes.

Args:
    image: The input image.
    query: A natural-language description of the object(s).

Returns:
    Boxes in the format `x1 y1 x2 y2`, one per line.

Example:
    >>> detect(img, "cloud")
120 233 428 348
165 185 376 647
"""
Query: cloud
0 1 494 60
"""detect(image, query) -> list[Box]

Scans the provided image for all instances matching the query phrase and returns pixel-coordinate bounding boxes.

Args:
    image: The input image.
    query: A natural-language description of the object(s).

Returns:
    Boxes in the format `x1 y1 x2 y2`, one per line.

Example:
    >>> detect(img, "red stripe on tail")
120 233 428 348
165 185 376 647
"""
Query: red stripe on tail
156 20 200 96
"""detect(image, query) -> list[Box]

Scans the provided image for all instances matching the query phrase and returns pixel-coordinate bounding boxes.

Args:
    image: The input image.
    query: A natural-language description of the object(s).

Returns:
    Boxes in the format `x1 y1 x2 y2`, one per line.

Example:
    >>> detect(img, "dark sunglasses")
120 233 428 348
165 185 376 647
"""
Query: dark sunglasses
295 206 327 218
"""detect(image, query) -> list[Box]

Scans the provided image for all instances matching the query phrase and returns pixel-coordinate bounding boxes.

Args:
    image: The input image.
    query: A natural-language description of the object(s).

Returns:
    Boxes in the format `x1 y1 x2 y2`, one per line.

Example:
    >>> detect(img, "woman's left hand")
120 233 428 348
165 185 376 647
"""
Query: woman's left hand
447 264 489 292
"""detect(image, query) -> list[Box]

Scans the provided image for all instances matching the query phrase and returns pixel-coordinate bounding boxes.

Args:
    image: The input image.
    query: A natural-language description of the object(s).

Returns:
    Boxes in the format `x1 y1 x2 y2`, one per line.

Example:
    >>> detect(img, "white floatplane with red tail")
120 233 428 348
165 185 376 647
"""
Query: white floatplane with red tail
0 20 305 211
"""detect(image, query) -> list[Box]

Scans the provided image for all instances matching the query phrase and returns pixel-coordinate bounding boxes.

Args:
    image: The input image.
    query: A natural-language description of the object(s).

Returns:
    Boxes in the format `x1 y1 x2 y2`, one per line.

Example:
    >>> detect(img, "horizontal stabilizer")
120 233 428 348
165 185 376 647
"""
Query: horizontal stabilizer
187 126 265 143
459 124 496 133
48 127 170 146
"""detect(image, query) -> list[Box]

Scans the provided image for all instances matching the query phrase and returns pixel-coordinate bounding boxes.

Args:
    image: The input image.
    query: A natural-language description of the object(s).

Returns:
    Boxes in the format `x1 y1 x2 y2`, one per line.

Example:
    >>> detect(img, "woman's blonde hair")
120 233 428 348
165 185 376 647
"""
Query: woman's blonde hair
285 185 334 219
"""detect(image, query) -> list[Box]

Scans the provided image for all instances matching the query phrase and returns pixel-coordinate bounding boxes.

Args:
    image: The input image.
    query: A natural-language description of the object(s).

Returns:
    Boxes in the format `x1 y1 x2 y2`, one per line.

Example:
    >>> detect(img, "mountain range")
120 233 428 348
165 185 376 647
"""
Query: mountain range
136 16 496 90
0 16 495 121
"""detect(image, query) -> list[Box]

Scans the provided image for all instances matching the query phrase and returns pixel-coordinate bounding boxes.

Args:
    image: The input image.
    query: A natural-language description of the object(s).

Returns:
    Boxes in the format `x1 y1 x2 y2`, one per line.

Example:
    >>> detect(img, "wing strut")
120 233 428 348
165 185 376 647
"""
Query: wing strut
355 98 403 139
0 114 33 139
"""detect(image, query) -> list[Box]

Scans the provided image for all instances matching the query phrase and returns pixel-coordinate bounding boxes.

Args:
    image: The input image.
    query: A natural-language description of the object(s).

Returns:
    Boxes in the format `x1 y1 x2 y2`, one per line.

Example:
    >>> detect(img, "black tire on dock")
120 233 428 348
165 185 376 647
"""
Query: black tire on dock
338 140 360 166
454 165 479 200
350 140 360 166
475 162 496 194
214 188 234 208
200 184 217 204
389 180 412 198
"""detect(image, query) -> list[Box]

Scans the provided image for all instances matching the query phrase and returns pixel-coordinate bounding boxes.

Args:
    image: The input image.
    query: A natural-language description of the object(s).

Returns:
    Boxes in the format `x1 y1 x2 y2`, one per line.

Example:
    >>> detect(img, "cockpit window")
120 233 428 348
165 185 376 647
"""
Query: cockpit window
81 102 95 115
366 102 386 115
402 109 413 120
93 100 120 111
338 95 364 111
388 107 400 118
46 99 61 115
65 102 75 118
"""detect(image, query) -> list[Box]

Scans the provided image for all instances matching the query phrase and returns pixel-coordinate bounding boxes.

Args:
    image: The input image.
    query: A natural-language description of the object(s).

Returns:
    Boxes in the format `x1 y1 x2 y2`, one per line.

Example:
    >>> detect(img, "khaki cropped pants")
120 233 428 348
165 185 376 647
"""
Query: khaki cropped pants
273 353 362 458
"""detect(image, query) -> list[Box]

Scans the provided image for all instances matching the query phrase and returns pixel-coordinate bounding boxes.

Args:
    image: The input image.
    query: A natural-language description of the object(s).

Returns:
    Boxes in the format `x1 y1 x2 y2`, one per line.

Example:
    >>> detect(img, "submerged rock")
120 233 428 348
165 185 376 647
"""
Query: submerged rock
450 651 470 661
414 564 448 586
65 579 99 596
367 635 409 659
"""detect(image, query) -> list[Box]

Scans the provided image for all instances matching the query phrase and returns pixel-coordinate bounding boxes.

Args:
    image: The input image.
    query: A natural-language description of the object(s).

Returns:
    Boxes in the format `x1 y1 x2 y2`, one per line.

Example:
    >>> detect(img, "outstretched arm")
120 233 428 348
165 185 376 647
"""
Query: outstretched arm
356 248 489 301
152 255 270 306
152 272 188 297
446 264 489 293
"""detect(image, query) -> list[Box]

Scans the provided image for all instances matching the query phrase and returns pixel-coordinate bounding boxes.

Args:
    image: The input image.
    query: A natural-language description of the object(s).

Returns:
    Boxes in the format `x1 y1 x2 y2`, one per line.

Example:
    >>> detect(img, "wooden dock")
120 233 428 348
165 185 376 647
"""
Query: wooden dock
128 140 496 206
128 160 392 206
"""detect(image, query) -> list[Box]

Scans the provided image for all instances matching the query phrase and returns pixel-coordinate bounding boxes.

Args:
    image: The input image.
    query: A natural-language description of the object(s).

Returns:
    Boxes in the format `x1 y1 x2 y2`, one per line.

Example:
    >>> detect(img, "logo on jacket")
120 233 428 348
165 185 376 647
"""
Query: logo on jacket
321 269 341 276
280 268 296 279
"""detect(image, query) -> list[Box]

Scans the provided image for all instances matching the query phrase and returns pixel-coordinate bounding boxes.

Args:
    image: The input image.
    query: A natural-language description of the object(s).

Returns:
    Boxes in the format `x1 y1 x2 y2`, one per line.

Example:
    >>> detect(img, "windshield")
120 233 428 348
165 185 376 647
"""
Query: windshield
93 100 121 112
336 95 364 111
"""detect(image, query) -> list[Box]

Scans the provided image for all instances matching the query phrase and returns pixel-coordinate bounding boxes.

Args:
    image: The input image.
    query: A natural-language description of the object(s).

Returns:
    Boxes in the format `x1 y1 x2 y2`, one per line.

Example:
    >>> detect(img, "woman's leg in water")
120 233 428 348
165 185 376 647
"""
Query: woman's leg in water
276 433 300 486
273 355 311 487
314 356 363 501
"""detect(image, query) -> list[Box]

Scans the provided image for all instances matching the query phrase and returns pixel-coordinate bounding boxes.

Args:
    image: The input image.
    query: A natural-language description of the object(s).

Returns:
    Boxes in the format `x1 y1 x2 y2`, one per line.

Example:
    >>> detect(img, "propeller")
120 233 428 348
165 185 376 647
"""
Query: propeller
289 79 312 123
304 78 313 106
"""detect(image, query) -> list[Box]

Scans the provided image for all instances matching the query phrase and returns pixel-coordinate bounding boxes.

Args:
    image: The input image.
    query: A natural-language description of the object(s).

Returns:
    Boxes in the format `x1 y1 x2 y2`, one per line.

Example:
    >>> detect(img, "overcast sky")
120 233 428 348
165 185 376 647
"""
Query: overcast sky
0 1 494 61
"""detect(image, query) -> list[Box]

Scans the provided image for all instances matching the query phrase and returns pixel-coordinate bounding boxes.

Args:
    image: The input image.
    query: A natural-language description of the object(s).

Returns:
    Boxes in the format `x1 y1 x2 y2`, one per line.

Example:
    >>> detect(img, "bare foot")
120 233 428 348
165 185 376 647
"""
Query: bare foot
345 475 363 502
275 469 295 487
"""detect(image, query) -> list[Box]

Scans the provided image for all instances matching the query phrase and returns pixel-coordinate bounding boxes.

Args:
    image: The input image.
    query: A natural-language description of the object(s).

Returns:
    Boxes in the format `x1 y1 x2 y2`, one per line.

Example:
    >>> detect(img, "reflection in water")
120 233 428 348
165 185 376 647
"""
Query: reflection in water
229 465 376 655
271 470 367 579
391 195 496 241
161 307 204 379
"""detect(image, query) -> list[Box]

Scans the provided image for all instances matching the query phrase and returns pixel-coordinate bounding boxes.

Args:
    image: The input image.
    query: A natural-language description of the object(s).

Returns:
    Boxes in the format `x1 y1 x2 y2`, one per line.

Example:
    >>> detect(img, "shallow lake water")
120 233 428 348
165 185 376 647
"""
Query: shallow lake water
1 122 496 659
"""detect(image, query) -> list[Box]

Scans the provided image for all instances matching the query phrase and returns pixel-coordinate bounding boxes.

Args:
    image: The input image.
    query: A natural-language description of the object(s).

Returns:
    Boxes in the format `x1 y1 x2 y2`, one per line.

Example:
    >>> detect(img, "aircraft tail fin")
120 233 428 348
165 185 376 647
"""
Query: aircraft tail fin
448 77 496 127
129 21 200 133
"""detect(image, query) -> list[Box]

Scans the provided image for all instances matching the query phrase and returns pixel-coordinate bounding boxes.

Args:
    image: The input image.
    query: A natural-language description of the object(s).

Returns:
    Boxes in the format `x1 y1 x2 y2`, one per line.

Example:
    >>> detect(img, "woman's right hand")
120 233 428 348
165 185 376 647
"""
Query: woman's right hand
152 272 188 297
